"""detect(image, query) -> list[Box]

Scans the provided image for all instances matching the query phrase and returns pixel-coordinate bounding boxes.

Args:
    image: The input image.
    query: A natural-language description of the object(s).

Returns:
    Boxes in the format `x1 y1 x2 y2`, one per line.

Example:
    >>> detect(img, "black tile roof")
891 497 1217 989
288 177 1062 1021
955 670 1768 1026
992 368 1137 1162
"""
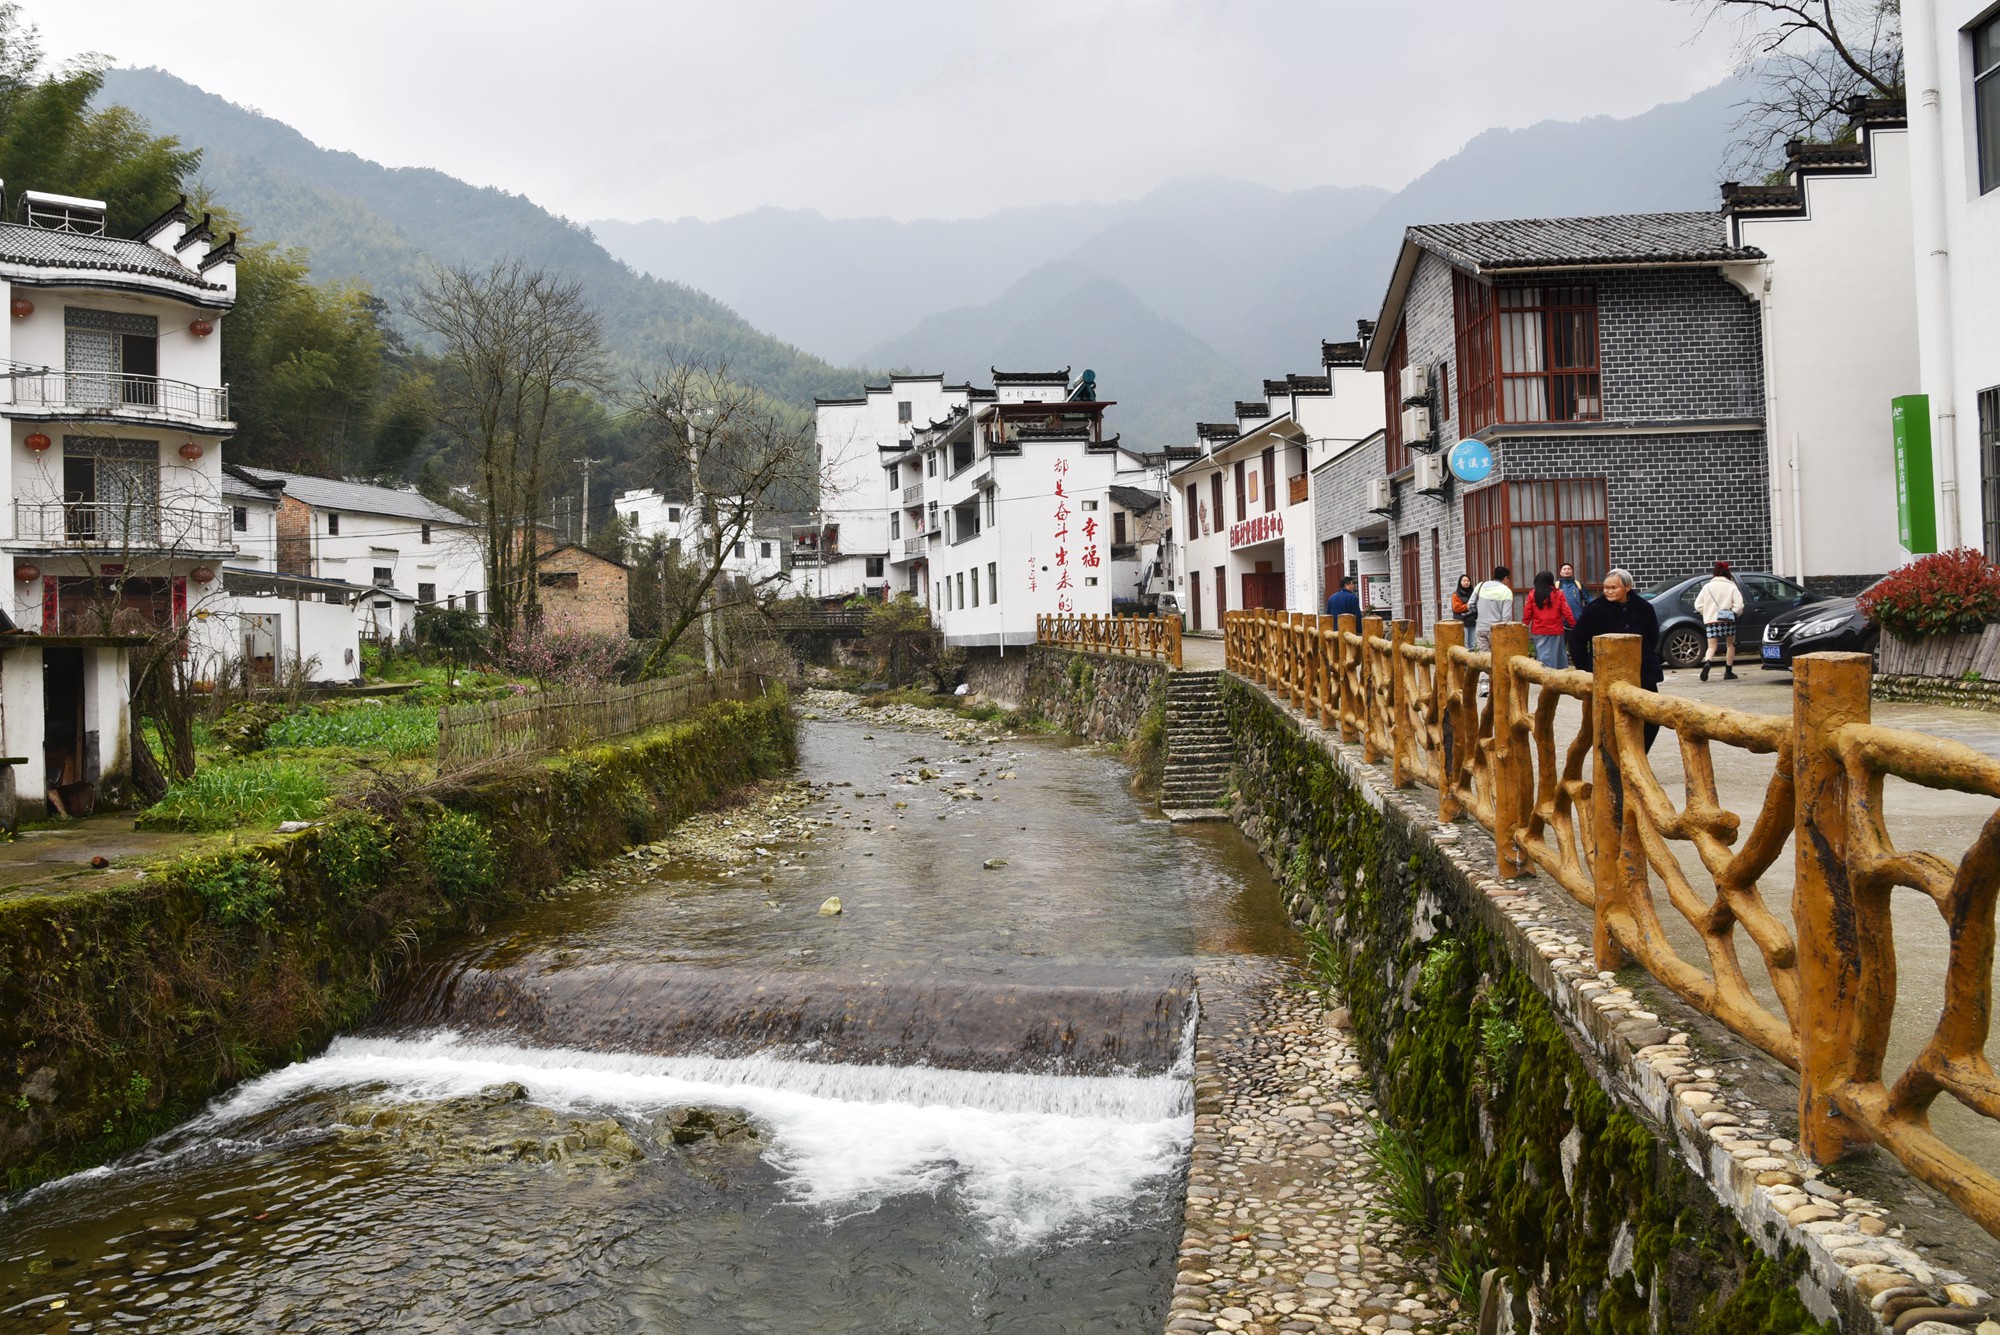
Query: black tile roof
1235 400 1269 418
0 222 228 290
1322 340 1364 366
1107 484 1161 513
1195 422 1240 441
1407 212 1763 272
991 368 1070 384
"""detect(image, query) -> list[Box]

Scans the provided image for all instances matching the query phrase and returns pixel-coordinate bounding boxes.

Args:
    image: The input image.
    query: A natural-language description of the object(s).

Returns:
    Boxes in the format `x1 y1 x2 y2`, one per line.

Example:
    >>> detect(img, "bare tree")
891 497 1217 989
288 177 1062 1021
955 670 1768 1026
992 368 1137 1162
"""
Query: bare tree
628 357 819 675
1683 1 1902 176
413 260 606 641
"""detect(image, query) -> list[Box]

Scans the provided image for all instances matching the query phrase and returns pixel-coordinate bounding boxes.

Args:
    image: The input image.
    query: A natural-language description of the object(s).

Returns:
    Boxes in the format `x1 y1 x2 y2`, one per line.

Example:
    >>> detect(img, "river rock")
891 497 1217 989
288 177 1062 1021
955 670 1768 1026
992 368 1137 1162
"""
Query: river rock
332 1087 647 1171
658 1105 760 1146
820 896 843 915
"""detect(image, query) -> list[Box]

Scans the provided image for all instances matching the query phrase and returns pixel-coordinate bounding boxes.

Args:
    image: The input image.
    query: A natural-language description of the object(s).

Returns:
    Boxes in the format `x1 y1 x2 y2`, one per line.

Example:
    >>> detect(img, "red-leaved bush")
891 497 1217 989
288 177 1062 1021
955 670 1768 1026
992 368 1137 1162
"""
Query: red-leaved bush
498 612 630 688
1857 548 2000 638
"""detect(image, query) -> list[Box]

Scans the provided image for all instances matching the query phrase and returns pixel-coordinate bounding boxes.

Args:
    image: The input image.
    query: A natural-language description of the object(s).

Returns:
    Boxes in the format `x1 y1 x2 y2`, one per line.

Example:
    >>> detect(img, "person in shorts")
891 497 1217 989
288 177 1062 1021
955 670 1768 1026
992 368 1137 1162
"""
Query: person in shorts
1694 560 1744 682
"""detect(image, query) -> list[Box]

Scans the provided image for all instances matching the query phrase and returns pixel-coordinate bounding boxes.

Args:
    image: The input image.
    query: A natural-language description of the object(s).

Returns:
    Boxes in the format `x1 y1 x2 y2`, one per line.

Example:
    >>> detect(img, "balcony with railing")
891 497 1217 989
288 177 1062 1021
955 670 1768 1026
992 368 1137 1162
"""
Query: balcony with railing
11 500 234 553
902 535 928 557
902 481 925 505
3 365 231 427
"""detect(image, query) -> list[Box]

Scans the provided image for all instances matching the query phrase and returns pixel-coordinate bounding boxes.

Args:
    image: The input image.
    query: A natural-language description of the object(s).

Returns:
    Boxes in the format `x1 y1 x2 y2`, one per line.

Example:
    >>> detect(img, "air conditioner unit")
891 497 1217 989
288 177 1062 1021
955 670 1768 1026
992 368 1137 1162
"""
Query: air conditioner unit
1401 402 1432 447
1366 475 1394 514
1399 363 1427 404
1413 452 1447 495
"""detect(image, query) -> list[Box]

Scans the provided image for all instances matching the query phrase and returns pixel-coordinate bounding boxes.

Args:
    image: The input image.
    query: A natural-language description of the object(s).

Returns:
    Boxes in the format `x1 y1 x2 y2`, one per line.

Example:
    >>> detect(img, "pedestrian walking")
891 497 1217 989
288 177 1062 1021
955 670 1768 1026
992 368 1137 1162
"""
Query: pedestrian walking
1449 573 1477 629
1568 567 1665 751
1324 575 1361 622
1694 560 1744 681
1471 566 1515 652
1556 562 1587 620
1523 570 1576 668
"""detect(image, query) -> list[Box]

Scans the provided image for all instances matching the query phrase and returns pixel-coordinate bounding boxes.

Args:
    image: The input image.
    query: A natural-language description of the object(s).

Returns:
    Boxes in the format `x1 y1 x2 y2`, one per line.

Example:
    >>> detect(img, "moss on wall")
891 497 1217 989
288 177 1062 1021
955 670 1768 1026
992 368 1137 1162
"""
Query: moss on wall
0 690 796 1192
1219 675 1835 1334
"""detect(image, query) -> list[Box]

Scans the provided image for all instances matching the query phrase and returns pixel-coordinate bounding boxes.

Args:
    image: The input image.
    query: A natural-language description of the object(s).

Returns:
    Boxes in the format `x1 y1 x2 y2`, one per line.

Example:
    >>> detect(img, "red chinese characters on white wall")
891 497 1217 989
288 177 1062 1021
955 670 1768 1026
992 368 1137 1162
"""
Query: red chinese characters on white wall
1052 458 1074 614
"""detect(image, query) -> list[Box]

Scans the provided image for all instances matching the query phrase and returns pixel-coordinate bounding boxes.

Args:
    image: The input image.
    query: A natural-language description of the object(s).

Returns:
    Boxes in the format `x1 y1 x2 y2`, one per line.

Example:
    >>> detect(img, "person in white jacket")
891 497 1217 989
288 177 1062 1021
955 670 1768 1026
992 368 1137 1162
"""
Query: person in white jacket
1693 560 1745 681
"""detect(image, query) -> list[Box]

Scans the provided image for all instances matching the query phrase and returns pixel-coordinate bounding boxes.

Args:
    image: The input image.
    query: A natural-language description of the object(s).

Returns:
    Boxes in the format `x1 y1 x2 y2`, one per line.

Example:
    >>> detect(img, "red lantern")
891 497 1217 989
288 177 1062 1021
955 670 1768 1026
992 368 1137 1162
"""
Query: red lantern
14 564 38 584
189 566 215 584
23 432 50 452
9 297 31 319
188 318 214 338
178 441 204 461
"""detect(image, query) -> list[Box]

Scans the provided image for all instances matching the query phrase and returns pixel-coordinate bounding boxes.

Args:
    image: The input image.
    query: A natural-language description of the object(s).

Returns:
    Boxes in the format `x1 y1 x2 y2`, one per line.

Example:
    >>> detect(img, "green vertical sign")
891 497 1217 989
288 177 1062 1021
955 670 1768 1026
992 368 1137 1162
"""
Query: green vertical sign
1893 394 1938 554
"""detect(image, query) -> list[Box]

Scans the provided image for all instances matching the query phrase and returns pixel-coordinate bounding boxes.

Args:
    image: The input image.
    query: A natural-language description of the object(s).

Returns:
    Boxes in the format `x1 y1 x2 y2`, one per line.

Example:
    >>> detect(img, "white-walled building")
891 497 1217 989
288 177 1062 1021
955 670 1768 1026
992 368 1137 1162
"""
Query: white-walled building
1721 99 1920 592
812 375 976 601
890 369 1156 647
1904 1 2000 557
0 191 238 816
221 465 484 652
614 485 786 589
1171 347 1386 632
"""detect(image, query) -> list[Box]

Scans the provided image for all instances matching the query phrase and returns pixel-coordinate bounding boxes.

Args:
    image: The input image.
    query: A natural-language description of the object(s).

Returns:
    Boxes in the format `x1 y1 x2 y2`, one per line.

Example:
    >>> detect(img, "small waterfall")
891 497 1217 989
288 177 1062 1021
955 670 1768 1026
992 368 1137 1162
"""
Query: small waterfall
378 957 1196 1075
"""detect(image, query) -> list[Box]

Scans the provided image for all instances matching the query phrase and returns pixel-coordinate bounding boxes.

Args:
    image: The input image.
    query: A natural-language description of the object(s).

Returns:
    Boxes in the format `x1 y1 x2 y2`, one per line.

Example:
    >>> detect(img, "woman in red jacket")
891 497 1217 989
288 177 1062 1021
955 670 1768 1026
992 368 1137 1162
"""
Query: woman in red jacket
1524 569 1576 667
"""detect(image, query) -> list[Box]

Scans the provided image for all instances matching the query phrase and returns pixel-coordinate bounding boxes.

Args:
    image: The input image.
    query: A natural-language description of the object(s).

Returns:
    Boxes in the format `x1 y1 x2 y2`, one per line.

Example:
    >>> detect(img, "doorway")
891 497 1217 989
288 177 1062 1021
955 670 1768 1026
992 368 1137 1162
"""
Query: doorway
43 647 92 815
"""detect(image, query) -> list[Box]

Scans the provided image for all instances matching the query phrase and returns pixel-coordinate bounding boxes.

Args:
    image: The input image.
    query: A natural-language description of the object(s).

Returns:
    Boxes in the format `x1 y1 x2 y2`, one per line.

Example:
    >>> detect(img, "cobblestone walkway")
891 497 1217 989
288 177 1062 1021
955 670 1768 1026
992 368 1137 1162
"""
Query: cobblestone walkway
1170 959 1471 1335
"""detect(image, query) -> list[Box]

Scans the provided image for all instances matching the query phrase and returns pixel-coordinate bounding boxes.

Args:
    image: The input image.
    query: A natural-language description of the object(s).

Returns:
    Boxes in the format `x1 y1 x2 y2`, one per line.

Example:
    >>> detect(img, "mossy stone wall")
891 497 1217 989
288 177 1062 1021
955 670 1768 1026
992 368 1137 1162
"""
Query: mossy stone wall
0 690 796 1191
963 645 1167 744
1220 674 1836 1334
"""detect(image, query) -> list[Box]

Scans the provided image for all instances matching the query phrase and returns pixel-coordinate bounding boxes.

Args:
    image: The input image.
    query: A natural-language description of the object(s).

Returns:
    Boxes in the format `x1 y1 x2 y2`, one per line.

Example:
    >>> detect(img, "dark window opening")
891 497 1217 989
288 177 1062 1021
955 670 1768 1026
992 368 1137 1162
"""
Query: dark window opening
1262 445 1277 513
1383 324 1410 474
1978 15 2000 194
372 566 392 587
418 582 436 605
326 513 340 535
421 523 432 544
1980 387 2000 560
1463 479 1609 592
1234 460 1247 523
1113 511 1128 545
1210 473 1225 535
865 556 885 578
537 571 579 589
898 400 913 422
232 505 248 532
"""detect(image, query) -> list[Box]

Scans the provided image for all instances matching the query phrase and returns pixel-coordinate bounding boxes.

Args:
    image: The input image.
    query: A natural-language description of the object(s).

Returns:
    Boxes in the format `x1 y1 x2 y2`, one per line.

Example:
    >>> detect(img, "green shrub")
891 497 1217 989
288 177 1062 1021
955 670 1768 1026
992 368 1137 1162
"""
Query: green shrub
179 850 285 925
315 812 397 901
423 810 497 901
138 759 334 832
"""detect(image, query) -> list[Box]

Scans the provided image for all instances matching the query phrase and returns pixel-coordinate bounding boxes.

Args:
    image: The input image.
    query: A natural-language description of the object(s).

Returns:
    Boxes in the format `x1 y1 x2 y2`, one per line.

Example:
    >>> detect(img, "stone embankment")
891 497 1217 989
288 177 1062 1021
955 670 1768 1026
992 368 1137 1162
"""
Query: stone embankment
1175 957 1468 1334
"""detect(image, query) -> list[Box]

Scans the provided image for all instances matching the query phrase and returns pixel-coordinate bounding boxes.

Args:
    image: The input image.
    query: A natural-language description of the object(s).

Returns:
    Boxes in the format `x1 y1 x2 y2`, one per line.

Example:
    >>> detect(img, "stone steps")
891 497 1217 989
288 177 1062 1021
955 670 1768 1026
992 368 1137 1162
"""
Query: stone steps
1162 670 1230 818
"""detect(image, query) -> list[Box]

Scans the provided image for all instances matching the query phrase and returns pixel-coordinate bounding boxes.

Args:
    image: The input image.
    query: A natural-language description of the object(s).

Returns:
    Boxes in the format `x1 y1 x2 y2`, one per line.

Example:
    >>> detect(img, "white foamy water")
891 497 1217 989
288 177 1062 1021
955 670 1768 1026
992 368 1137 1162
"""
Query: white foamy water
184 1032 1194 1245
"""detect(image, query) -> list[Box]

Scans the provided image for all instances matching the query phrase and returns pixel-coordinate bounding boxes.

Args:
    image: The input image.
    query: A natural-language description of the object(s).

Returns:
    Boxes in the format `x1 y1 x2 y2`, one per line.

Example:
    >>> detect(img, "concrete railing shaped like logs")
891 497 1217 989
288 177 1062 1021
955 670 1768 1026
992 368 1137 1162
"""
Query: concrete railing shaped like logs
1036 612 1183 669
1222 606 2000 1242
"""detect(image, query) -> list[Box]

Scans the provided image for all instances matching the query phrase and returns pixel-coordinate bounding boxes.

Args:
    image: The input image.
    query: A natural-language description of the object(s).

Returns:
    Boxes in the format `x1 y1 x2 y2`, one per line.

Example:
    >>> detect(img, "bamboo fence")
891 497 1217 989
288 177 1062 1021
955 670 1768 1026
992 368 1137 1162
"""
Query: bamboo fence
437 669 766 771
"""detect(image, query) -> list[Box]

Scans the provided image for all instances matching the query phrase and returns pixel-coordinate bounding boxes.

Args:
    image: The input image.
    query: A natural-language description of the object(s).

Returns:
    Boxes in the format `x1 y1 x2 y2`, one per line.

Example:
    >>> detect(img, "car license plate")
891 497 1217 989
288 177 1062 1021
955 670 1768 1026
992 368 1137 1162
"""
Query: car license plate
1762 645 1782 660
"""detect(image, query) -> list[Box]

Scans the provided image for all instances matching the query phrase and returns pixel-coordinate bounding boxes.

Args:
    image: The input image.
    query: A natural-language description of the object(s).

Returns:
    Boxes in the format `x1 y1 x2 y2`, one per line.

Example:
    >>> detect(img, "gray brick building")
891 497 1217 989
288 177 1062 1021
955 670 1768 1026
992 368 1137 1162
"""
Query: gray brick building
1315 213 1772 635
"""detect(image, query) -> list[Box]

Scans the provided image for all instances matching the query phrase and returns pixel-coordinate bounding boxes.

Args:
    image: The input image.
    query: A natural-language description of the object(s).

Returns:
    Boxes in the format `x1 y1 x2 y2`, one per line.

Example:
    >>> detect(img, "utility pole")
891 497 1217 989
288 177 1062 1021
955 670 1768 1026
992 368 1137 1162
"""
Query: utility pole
574 456 606 547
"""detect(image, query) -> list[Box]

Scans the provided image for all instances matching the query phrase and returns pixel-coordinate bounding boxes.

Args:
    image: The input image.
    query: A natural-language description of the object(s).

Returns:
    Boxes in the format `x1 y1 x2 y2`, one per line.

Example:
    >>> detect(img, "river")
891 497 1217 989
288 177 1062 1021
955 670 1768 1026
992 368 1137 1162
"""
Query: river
0 704 1291 1333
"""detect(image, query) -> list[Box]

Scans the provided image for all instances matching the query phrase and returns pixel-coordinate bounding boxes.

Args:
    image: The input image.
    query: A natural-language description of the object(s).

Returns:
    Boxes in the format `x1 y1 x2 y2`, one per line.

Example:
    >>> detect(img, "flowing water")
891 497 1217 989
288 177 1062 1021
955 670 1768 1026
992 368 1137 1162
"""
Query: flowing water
0 713 1291 1333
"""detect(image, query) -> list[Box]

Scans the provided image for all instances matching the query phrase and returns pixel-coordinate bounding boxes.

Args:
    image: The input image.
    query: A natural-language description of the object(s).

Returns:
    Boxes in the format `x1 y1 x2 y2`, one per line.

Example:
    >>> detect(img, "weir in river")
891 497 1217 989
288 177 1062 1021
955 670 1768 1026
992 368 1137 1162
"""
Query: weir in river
0 707 1291 1332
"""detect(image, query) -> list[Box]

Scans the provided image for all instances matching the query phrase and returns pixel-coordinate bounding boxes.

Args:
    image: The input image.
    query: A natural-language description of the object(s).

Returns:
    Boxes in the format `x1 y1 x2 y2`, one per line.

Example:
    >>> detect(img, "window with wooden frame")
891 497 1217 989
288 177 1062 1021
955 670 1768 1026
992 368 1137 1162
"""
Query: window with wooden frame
1454 272 1499 433
1234 459 1247 523
1261 446 1277 513
1210 473 1225 536
1185 483 1201 539
1497 285 1601 423
1382 324 1409 474
1398 532 1424 634
1463 479 1609 589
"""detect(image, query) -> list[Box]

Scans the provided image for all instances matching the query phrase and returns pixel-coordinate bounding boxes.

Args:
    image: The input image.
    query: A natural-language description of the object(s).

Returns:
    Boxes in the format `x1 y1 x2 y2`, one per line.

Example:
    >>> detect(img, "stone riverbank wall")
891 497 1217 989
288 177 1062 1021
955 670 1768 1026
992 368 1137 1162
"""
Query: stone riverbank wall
0 690 797 1191
1217 672 1998 1335
964 645 1168 744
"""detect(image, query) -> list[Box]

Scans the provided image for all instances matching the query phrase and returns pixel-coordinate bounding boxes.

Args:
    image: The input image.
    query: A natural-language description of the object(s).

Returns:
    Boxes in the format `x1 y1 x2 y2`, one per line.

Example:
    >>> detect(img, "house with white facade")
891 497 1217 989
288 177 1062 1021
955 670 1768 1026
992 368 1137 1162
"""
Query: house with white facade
1904 1 2000 558
221 464 484 653
887 369 1158 648
813 375 977 602
1721 98 1920 592
614 485 786 589
1171 347 1386 632
0 191 238 817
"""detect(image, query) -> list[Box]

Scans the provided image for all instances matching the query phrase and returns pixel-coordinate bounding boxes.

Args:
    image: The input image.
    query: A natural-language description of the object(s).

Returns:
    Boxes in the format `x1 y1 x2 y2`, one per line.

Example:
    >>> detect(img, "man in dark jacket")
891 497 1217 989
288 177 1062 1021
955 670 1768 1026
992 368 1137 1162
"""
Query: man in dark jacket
1325 576 1362 621
1567 566 1664 751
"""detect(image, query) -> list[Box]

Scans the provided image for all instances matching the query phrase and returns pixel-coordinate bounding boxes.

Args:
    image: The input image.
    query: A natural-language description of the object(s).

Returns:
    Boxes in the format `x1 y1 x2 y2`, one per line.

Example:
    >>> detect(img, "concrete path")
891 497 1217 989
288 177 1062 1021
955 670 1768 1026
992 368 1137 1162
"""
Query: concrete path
1183 635 1228 671
1172 957 1470 1334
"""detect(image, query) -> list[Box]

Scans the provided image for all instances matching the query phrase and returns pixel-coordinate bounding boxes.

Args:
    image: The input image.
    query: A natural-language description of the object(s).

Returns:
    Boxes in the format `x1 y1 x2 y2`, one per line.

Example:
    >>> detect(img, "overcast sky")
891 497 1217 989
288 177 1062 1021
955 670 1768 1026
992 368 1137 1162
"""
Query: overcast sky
40 0 1741 224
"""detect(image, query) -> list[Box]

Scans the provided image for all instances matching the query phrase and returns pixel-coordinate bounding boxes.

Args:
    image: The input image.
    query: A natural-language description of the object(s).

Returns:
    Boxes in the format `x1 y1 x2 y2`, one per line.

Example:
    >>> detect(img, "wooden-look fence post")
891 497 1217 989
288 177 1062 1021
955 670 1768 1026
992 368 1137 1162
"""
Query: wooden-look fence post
1315 616 1336 731
1589 633 1640 971
1390 619 1413 787
1335 613 1360 743
1169 615 1183 669
1793 651 1878 1162
1432 621 1465 823
1489 622 1533 878
1359 615 1385 763
1285 612 1302 710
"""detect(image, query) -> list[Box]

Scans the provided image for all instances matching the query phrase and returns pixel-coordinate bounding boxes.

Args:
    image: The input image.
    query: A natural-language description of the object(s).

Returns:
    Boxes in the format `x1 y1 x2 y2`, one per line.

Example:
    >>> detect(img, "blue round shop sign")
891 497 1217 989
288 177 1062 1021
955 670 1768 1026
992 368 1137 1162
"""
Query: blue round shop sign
1448 438 1494 484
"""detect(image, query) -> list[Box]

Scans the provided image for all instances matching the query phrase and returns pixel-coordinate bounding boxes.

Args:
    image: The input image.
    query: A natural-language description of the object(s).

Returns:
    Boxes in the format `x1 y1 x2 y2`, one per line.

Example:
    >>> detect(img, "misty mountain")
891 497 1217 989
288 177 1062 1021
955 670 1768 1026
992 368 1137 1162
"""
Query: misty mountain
865 262 1250 452
95 67 863 406
592 177 1388 368
595 74 1754 386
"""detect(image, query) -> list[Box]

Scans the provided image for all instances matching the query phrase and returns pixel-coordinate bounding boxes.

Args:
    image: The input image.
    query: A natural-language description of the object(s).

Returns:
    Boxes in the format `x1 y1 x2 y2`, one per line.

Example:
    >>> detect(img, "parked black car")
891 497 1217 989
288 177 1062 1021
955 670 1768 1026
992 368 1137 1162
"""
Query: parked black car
1758 587 1880 671
1640 571 1816 668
